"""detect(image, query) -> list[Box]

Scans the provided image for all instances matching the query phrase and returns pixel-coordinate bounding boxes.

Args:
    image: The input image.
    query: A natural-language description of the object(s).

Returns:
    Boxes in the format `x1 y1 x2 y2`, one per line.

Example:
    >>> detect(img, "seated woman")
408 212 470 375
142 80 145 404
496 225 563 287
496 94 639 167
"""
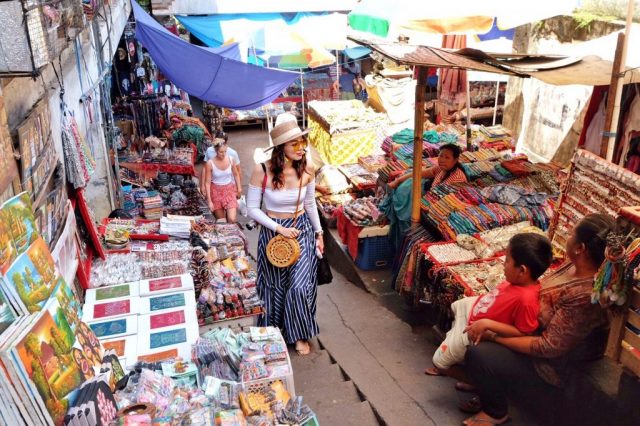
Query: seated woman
388 143 467 190
460 213 614 426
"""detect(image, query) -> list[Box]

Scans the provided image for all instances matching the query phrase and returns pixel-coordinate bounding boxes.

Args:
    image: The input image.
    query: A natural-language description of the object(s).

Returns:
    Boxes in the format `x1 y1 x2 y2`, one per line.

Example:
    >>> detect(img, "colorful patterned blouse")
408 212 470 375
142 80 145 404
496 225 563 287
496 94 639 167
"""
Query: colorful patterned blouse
431 165 468 187
529 263 607 387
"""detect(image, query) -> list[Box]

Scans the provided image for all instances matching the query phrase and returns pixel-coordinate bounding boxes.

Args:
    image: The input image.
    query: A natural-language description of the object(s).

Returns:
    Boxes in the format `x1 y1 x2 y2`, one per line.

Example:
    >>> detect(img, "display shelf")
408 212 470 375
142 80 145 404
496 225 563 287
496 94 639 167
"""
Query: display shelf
198 312 260 333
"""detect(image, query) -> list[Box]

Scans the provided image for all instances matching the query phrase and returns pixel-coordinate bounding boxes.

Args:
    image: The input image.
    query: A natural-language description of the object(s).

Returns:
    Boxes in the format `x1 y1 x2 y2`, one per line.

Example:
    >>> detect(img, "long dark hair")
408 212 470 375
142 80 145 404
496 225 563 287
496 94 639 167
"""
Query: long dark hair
439 143 464 183
574 213 616 267
269 145 307 189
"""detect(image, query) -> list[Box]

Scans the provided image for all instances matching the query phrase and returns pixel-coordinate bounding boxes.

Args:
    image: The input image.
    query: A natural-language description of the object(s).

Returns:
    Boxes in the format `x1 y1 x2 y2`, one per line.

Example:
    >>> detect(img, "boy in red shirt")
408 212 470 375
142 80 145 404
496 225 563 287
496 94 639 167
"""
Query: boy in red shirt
426 233 553 379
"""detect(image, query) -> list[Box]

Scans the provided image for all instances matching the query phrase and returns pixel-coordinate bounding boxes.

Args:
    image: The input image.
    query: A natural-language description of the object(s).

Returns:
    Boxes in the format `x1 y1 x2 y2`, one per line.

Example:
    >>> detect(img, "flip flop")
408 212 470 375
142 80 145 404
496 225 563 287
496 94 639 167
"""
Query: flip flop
424 367 443 376
463 414 511 426
459 396 482 414
455 381 476 392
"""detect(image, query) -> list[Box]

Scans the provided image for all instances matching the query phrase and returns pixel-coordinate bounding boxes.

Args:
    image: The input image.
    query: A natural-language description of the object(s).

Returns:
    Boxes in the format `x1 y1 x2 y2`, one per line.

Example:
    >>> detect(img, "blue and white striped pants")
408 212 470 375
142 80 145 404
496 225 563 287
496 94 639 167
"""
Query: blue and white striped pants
257 214 319 343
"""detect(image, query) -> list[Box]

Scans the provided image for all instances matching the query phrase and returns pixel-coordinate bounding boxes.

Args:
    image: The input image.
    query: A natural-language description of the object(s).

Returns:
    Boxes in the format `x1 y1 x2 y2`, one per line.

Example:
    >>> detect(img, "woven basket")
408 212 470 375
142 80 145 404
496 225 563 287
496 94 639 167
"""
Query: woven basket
266 235 300 268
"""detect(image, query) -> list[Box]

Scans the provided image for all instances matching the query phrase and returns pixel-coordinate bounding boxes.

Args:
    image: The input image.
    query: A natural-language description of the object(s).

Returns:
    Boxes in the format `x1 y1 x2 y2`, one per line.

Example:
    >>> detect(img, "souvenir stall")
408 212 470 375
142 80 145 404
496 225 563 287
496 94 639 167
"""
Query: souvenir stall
0 190 319 426
307 100 389 167
111 21 206 189
322 119 517 273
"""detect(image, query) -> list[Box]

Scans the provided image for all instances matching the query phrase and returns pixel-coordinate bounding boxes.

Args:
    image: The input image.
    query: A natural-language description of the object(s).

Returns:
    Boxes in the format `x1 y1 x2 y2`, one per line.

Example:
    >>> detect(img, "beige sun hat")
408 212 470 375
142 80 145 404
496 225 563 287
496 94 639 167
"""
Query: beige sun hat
265 113 309 151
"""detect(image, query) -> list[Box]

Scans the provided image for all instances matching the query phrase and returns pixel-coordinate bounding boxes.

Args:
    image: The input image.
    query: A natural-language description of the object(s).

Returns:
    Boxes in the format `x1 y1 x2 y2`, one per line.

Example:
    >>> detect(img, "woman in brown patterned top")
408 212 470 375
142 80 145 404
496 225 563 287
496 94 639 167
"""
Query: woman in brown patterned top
461 214 614 426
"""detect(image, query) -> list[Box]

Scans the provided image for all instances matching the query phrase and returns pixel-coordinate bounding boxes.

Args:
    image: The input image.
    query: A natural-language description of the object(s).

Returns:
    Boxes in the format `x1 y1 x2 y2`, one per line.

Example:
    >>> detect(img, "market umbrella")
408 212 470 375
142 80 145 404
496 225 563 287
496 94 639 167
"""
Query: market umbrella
348 0 577 36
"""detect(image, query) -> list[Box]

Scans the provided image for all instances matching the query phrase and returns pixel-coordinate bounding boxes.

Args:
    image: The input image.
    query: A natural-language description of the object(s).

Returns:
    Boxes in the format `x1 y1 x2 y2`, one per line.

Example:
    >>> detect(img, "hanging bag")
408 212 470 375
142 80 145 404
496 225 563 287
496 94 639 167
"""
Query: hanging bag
261 164 303 268
317 254 333 285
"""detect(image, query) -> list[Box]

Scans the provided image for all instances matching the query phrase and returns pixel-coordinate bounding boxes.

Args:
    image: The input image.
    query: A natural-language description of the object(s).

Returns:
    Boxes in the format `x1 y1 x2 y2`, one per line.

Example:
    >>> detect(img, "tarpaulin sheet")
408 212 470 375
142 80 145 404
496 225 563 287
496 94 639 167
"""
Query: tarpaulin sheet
132 1 298 109
176 12 347 53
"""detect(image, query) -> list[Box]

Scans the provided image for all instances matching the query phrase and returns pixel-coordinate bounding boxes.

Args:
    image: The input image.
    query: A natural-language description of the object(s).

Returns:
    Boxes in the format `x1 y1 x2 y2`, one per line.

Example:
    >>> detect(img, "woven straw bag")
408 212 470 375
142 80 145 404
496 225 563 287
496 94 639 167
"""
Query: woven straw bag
264 169 303 268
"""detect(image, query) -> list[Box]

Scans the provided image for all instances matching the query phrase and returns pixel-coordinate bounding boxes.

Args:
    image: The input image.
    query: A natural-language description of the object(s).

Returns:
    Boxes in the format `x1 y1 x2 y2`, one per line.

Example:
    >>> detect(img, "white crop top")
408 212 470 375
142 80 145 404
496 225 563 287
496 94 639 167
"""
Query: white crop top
210 159 234 185
246 180 322 233
263 186 307 213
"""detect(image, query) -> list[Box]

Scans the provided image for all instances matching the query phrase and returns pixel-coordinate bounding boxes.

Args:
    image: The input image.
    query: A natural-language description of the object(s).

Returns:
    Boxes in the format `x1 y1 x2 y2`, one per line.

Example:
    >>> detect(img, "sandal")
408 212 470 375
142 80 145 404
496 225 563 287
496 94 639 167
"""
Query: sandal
455 381 476 392
459 396 482 414
463 414 511 426
295 340 311 356
424 367 443 376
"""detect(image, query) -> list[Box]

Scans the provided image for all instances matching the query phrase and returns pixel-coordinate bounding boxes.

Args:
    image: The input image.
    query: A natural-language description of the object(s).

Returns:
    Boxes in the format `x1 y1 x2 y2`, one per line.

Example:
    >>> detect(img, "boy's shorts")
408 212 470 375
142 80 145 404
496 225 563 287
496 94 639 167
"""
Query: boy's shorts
432 296 479 370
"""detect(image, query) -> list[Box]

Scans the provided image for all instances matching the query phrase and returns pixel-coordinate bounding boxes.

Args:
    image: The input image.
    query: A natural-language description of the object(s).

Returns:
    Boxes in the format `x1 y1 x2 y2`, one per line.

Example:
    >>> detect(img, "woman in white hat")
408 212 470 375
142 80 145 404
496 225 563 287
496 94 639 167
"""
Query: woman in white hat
246 113 324 356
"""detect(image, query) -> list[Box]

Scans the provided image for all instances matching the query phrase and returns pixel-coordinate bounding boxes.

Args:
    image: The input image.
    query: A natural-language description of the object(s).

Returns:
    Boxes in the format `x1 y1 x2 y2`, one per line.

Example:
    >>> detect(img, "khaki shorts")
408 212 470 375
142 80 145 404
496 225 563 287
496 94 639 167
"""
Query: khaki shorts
432 296 479 370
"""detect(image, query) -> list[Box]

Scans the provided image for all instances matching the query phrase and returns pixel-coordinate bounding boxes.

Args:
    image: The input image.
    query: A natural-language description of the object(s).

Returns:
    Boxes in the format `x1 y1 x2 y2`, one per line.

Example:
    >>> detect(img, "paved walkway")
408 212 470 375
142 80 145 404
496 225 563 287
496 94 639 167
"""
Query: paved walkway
223 126 540 425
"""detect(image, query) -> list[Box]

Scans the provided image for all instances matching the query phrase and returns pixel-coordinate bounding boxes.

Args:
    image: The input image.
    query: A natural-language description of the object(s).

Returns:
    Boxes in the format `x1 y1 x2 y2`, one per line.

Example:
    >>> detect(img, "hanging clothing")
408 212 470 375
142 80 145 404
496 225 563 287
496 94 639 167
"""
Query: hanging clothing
583 96 606 155
257 214 319 343
61 111 96 189
618 93 640 166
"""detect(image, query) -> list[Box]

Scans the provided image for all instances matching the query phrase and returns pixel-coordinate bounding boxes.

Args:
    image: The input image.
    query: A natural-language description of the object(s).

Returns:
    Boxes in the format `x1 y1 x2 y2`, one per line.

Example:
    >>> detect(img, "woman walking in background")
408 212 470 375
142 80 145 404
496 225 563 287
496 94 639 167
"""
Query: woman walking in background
204 139 242 223
246 113 324 356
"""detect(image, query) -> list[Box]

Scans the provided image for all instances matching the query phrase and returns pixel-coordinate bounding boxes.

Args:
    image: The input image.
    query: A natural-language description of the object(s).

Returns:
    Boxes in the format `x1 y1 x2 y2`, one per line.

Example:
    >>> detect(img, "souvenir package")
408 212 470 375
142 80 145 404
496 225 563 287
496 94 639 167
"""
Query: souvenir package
139 273 194 297
342 196 385 227
83 297 141 322
85 281 140 304
90 253 142 287
89 315 139 340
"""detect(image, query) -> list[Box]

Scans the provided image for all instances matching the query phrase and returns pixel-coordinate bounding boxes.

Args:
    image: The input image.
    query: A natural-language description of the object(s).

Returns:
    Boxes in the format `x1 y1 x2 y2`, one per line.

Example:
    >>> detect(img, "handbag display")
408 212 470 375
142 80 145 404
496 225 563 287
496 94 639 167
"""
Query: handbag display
262 164 303 268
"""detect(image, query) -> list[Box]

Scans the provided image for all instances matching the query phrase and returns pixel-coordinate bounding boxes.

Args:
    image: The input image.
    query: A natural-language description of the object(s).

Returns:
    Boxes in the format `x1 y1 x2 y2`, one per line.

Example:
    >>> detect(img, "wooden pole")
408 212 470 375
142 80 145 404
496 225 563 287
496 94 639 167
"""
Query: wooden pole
492 81 500 126
465 77 472 150
411 66 429 223
600 0 635 160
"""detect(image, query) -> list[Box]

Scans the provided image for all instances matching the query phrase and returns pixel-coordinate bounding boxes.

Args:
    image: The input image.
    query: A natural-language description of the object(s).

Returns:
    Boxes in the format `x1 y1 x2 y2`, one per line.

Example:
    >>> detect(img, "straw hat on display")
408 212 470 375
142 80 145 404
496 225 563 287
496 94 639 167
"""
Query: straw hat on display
266 113 308 151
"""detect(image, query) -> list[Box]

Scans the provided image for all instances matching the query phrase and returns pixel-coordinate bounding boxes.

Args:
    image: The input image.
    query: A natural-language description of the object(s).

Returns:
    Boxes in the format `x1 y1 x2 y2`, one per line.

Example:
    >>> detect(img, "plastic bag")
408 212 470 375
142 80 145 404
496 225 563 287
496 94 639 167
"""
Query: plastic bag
238 195 248 217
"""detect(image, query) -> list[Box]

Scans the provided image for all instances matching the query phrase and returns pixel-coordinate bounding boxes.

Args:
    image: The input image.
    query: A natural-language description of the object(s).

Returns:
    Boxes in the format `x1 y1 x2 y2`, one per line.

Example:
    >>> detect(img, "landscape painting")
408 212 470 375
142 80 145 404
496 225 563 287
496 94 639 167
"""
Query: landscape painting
16 310 85 426
0 218 17 274
0 192 39 255
4 237 59 313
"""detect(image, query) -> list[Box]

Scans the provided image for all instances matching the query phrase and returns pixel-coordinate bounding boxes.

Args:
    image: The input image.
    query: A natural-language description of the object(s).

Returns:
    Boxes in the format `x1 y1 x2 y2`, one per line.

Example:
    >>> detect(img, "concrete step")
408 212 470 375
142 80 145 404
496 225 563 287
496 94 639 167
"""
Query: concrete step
300 380 362 411
316 400 380 426
293 362 346 390
289 348 334 373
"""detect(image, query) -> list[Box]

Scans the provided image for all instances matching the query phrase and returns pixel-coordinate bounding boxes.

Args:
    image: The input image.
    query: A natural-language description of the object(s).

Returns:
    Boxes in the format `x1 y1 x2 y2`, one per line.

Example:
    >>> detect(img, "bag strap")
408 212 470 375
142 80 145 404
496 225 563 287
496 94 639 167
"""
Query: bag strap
292 173 304 228
260 163 267 210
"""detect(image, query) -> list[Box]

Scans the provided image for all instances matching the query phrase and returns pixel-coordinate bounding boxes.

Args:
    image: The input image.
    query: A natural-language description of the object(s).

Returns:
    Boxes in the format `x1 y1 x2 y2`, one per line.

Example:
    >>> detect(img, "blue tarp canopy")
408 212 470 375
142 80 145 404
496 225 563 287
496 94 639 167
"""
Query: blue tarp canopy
132 1 298 109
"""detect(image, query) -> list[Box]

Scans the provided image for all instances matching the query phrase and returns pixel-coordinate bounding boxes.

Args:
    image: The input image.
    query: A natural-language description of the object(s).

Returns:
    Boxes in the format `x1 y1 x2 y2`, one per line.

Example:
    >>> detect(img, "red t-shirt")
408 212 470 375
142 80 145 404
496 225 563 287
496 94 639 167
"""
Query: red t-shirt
468 281 540 334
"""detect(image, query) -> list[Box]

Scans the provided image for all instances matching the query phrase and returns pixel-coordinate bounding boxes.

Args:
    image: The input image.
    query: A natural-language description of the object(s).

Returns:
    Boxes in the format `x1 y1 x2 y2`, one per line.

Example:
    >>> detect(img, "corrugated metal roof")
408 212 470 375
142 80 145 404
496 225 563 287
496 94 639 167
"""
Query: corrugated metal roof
349 36 580 78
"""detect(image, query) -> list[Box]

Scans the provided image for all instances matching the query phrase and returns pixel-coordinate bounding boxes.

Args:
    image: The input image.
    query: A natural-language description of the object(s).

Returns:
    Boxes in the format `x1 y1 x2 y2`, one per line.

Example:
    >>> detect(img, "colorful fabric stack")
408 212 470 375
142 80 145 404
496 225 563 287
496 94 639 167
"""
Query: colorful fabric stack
422 181 555 240
142 194 163 219
358 154 387 172
476 125 513 151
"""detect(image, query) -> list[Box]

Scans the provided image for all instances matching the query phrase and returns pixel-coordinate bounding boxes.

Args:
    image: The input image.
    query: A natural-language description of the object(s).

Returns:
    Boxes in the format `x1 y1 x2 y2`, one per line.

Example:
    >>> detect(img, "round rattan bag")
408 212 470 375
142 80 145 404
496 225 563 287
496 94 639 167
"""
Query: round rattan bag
266 235 300 268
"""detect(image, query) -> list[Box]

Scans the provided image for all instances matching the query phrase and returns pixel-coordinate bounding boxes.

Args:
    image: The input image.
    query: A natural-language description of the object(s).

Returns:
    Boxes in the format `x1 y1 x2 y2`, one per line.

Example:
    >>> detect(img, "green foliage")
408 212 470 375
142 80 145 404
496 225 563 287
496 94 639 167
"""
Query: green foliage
577 0 640 22
51 366 82 399
30 359 51 400
54 308 74 348
573 10 616 32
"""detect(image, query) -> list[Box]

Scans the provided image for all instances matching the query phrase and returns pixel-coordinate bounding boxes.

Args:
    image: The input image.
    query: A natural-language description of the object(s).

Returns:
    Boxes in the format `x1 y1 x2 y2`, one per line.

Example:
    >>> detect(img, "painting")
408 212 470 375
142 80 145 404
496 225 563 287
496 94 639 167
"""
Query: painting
3 237 59 313
0 192 39 255
16 310 85 426
0 218 17 274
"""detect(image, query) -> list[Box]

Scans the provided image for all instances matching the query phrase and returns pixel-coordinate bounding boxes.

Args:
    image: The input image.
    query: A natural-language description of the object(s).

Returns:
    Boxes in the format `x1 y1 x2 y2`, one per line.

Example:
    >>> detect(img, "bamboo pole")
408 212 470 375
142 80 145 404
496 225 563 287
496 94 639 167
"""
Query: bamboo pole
411 67 429 223
465 77 472 150
600 0 635 161
492 81 500 126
